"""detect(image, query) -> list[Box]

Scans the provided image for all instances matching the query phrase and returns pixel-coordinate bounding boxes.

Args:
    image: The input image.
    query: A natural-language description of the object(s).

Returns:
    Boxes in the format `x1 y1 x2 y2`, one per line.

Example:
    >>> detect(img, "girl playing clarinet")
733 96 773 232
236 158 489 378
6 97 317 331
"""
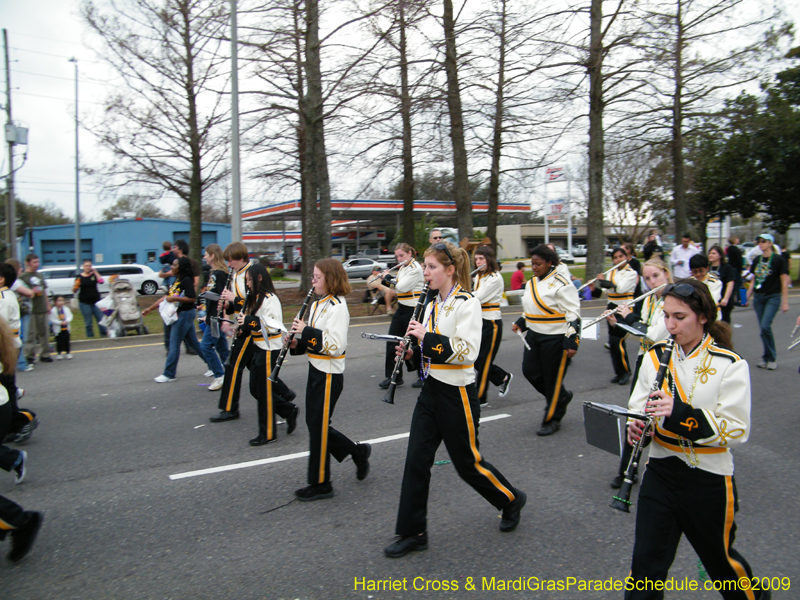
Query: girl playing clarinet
385 241 525 558
289 259 371 501
625 279 766 600
237 264 298 446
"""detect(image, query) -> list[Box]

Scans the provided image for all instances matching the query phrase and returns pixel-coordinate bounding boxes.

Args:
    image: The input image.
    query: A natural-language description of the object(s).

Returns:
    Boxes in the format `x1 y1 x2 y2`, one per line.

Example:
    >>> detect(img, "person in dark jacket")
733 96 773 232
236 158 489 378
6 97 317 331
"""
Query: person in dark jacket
73 260 107 338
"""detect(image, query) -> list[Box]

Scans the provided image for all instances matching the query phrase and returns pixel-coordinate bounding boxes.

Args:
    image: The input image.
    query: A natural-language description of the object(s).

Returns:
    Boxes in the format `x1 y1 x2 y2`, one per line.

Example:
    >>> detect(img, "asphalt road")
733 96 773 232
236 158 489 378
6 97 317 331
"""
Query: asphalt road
2 295 799 599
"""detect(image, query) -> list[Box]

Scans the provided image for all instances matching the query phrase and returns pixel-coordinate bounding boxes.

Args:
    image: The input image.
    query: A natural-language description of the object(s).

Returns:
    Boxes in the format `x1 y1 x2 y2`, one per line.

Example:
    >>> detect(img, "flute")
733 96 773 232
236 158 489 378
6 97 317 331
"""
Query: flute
577 259 629 292
361 332 405 343
583 284 667 328
367 258 412 286
269 287 315 383
611 336 675 512
515 329 532 351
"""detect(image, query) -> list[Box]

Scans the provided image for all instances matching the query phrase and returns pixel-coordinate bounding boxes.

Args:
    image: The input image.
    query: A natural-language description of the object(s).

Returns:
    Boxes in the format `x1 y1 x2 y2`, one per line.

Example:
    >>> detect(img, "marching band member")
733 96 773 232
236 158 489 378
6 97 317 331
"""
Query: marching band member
289 259 371 501
624 280 766 600
593 246 638 386
472 246 512 404
511 245 581 436
690 253 723 306
608 258 672 489
379 244 425 390
385 242 526 558
210 242 253 423
237 264 298 446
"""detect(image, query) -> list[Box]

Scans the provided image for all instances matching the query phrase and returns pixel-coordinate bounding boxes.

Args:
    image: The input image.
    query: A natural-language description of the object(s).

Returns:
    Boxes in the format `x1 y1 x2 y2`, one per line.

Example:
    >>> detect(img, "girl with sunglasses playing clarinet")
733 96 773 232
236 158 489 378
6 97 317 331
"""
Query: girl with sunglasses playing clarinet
236 264 298 447
625 279 766 600
384 241 526 558
472 245 512 404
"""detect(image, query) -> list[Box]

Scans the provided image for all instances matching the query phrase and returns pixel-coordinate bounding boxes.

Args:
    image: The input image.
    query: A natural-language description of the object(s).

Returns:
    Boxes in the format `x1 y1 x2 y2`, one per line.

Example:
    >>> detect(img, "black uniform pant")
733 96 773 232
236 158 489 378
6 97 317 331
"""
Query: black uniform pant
521 330 572 425
395 376 517 537
385 304 414 380
0 402 25 538
475 319 509 404
304 364 357 485
249 348 297 441
55 330 70 354
626 457 760 600
217 336 255 414
0 373 34 434
609 318 631 376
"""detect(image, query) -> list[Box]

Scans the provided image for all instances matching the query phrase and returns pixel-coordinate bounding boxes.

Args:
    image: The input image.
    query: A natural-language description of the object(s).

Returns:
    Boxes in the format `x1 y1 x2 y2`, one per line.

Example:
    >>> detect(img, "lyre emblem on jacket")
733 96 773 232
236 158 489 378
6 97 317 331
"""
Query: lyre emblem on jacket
308 337 317 347
431 344 444 354
680 418 699 431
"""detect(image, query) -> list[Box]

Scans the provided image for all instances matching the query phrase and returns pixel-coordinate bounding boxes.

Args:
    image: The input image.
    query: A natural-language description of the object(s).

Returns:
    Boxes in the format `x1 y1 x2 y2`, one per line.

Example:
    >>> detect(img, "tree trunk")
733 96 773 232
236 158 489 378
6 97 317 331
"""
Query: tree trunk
442 0 473 242
671 0 688 239
586 0 605 277
399 0 416 246
486 0 507 253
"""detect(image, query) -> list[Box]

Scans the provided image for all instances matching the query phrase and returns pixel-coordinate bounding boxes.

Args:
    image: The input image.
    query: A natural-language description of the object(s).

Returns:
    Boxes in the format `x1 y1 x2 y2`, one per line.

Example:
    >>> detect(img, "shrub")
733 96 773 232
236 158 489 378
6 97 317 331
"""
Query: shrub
270 267 285 278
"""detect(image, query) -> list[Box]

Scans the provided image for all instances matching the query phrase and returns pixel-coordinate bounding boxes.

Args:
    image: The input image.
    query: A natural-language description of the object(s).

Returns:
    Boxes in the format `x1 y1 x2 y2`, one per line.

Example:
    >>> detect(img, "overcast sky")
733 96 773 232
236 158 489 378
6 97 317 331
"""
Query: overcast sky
3 0 799 224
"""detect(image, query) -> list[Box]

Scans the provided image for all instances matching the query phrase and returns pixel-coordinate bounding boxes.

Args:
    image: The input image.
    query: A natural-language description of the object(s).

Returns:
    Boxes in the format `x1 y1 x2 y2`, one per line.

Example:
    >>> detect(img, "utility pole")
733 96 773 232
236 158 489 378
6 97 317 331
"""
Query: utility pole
3 29 17 259
69 58 80 268
230 0 242 241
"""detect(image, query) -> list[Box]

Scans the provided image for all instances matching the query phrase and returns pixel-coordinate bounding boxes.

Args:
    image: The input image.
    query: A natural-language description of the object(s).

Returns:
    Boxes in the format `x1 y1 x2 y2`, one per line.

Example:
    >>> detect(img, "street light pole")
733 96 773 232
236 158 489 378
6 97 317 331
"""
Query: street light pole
69 57 80 268
230 0 241 242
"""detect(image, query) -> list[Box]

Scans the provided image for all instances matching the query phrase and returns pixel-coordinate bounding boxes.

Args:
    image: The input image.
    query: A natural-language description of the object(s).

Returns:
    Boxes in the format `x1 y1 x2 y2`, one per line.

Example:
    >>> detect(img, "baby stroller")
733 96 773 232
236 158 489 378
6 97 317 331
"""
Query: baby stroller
105 279 149 337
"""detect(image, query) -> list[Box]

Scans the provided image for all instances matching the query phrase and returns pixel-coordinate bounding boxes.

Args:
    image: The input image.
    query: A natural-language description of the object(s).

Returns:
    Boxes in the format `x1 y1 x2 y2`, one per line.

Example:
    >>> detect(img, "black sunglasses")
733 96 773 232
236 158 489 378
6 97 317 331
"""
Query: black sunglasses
662 282 697 299
433 242 454 263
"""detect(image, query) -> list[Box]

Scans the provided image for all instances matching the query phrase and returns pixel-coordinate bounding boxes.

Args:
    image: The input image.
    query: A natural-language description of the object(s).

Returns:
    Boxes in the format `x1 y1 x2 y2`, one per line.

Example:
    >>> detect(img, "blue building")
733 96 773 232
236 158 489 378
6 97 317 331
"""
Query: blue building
21 218 232 266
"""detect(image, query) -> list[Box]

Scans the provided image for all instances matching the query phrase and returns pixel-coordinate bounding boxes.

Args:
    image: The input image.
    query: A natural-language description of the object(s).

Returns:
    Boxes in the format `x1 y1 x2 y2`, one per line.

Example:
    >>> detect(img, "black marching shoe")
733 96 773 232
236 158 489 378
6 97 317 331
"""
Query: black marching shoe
249 436 276 447
286 406 299 435
618 372 632 386
610 374 621 384
209 411 240 423
610 473 638 489
498 373 513 398
384 533 428 558
352 443 372 480
39 356 53 363
379 378 403 389
295 482 334 502
499 490 527 532
537 420 560 436
7 511 43 563
411 379 424 388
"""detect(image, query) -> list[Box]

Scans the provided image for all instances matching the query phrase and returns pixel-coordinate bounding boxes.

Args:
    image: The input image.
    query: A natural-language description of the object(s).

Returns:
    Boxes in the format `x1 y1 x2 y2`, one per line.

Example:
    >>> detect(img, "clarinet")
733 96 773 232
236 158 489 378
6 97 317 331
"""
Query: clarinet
223 288 250 367
212 267 235 337
269 287 315 383
382 281 431 405
610 336 676 512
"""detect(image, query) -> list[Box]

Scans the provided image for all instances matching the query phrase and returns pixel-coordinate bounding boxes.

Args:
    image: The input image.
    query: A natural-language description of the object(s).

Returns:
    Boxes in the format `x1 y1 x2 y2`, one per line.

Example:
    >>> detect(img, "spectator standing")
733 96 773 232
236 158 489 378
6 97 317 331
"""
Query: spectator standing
707 245 736 323
73 260 107 338
510 262 525 291
725 236 744 305
19 255 52 365
6 260 33 372
49 296 73 360
158 241 175 290
669 233 700 279
746 233 790 370
641 230 663 261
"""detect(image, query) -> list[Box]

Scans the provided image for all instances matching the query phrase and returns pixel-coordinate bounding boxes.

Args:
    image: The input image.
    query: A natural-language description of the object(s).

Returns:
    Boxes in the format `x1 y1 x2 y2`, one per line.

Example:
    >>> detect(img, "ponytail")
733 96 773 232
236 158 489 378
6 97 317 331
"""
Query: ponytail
453 247 472 292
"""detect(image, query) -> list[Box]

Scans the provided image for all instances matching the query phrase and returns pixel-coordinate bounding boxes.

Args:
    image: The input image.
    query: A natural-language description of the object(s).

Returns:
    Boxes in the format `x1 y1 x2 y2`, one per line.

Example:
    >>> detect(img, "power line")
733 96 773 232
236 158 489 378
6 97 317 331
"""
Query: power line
12 90 105 105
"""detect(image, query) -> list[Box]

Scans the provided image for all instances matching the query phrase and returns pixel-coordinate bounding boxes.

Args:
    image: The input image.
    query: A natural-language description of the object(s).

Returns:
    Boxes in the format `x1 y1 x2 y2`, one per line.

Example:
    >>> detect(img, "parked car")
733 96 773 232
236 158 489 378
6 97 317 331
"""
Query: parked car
554 247 575 264
572 244 587 257
342 258 388 279
38 263 161 297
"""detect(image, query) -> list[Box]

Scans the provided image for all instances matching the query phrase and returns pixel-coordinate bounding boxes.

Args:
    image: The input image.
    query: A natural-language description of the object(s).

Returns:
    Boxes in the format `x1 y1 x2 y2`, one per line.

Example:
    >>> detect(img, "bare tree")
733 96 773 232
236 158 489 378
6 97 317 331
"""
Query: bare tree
81 0 231 263
100 194 166 220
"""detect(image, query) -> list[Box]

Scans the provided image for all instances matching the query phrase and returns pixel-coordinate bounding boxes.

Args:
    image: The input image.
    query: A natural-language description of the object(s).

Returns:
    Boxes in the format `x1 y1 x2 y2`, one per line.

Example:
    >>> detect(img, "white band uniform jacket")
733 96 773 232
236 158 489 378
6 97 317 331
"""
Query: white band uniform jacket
472 272 504 321
296 295 348 374
241 294 284 352
231 263 252 314
0 287 21 348
604 265 638 305
628 335 750 477
394 260 425 308
696 272 723 304
518 269 580 337
632 295 668 357
420 285 480 387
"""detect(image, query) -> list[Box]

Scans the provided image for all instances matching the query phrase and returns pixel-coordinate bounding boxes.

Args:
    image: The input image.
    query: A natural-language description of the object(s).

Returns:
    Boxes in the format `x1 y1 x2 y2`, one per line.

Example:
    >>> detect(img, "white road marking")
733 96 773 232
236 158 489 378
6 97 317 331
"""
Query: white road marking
169 413 512 481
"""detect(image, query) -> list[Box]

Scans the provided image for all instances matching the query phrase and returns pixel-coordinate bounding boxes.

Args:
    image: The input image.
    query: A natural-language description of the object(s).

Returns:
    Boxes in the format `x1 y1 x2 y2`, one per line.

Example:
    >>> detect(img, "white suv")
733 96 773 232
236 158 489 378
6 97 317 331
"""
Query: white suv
38 264 161 297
